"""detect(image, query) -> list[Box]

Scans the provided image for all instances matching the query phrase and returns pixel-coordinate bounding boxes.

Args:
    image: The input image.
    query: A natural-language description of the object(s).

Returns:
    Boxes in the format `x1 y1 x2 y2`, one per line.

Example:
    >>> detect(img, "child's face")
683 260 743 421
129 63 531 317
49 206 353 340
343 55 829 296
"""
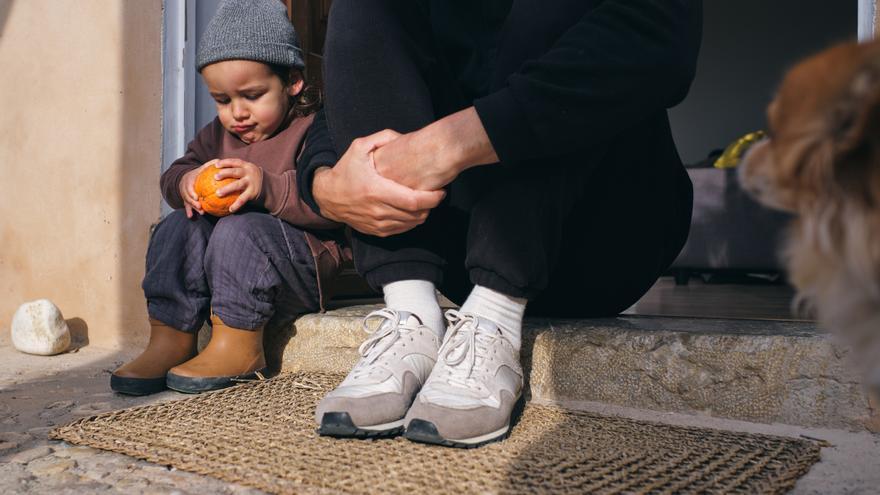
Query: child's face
201 60 304 144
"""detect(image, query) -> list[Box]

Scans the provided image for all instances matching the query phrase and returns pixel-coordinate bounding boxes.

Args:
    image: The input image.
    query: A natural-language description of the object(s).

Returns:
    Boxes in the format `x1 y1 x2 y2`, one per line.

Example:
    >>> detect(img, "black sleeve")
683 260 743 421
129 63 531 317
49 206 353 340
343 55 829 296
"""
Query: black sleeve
296 108 338 215
473 0 703 164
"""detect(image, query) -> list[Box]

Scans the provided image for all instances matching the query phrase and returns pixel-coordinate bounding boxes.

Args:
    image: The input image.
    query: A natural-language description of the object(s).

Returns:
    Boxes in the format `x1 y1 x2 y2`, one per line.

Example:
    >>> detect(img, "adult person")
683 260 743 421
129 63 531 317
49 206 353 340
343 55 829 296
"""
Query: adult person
298 0 703 448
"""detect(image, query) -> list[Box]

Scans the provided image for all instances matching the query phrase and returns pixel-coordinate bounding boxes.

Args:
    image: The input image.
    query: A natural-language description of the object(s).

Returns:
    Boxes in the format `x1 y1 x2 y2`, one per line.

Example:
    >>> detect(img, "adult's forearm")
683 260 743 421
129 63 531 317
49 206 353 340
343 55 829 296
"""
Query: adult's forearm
416 107 499 175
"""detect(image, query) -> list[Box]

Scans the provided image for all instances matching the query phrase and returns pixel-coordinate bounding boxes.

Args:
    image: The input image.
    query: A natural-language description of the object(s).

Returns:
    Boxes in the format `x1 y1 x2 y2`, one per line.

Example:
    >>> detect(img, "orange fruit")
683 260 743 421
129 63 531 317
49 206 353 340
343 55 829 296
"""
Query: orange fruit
194 163 240 217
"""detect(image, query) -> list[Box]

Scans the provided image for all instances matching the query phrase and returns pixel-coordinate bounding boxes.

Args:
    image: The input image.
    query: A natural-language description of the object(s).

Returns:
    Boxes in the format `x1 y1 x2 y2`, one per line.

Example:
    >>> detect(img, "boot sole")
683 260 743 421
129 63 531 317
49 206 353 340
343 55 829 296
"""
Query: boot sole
166 367 272 394
318 412 404 438
110 375 167 396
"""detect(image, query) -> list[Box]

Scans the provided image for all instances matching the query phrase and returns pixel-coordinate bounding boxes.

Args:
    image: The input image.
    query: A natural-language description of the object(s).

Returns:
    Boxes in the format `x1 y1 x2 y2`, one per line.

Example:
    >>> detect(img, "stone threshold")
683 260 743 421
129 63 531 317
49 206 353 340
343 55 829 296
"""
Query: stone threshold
286 305 878 432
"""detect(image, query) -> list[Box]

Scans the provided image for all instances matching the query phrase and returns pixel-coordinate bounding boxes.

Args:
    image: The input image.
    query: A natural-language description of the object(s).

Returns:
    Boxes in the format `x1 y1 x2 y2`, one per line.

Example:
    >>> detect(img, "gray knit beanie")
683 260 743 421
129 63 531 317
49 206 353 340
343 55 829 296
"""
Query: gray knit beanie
196 0 304 72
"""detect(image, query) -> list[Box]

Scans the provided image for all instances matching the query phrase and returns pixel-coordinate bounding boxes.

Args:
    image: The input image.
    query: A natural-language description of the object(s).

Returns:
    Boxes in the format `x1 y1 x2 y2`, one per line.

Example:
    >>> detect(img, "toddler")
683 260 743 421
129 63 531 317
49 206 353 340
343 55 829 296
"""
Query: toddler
111 0 342 395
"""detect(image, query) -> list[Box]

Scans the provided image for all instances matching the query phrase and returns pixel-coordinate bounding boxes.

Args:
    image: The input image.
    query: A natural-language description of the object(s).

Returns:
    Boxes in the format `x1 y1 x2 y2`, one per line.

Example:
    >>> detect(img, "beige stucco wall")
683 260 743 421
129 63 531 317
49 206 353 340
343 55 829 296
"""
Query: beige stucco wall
0 0 162 349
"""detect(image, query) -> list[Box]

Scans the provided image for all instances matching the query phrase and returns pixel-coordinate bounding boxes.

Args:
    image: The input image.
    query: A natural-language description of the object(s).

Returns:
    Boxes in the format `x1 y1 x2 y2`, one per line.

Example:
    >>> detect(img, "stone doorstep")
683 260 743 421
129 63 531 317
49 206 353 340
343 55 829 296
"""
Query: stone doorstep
283 305 878 432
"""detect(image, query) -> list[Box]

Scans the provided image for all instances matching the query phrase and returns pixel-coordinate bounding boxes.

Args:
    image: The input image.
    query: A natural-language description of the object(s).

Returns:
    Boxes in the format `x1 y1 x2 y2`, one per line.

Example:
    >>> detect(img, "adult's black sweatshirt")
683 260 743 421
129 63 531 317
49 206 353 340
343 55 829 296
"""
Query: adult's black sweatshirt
299 0 703 211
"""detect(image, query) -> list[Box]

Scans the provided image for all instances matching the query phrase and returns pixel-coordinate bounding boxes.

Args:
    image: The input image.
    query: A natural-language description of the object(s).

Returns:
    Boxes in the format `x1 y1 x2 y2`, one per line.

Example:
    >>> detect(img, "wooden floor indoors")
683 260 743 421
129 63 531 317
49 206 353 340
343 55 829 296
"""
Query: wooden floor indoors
332 275 804 322
624 276 805 321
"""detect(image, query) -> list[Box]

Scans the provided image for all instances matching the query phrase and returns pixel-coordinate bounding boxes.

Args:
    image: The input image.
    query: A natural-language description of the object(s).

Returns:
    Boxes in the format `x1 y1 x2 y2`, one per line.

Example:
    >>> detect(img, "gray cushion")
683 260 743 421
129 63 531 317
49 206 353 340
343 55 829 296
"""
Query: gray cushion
672 167 792 271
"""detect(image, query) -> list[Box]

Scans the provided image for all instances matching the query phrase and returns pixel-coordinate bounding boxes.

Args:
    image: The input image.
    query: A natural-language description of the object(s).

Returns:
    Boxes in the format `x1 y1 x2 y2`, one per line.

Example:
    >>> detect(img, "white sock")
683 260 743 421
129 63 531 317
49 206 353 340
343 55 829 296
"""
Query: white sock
459 285 526 349
382 280 445 337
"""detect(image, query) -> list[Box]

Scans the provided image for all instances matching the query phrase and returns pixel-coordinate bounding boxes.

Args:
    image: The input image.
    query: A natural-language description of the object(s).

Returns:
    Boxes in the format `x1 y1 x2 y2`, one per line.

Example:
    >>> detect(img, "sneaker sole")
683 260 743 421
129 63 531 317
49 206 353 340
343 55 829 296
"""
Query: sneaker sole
404 396 526 449
318 412 404 439
404 420 511 448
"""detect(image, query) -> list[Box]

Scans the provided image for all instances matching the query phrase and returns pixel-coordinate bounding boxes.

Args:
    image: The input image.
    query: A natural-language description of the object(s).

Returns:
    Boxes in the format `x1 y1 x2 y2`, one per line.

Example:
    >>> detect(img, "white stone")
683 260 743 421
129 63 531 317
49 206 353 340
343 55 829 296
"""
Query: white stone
11 299 71 356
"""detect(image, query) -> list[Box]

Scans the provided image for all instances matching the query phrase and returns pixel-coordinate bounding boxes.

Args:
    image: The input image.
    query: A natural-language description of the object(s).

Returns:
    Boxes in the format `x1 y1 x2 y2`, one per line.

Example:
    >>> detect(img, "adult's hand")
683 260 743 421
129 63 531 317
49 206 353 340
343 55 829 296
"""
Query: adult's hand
374 107 499 191
373 131 450 191
312 130 446 237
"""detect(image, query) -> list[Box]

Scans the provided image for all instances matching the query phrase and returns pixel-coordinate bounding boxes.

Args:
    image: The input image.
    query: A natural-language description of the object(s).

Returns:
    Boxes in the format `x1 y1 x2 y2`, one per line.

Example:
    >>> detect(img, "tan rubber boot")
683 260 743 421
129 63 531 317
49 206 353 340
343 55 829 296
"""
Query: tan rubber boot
110 319 197 395
166 315 269 393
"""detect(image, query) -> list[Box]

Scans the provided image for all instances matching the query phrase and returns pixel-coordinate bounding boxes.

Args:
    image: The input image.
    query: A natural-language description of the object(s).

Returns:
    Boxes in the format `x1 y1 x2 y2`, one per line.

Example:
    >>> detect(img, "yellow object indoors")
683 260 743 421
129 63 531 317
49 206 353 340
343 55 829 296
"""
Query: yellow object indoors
713 130 767 169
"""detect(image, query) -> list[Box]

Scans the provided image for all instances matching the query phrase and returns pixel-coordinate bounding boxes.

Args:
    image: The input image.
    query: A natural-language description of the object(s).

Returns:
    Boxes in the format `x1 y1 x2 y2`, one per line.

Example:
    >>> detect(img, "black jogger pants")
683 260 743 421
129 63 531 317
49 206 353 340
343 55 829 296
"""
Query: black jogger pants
322 0 693 317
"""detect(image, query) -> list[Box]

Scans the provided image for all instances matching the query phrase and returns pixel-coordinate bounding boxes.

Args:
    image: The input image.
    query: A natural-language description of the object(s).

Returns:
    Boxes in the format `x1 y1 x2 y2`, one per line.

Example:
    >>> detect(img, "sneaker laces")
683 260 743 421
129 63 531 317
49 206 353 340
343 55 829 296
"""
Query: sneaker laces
357 308 419 365
437 310 503 389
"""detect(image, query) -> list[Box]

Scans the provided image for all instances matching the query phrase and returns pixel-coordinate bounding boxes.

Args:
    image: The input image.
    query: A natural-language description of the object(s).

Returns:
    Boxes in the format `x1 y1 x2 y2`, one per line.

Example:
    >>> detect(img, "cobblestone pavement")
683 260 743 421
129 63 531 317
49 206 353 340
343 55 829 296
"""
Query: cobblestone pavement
0 341 266 494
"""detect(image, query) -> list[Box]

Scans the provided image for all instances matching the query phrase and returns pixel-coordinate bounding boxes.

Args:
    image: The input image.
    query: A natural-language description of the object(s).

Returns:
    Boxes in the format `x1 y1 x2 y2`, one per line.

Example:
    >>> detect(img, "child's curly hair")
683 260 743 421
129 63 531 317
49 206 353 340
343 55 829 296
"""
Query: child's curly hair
269 63 322 118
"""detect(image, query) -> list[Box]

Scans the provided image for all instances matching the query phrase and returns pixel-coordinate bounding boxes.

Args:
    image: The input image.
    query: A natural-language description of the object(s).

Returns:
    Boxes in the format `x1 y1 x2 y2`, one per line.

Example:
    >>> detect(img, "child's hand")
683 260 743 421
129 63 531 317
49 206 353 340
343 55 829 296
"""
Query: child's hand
213 159 263 214
179 160 218 218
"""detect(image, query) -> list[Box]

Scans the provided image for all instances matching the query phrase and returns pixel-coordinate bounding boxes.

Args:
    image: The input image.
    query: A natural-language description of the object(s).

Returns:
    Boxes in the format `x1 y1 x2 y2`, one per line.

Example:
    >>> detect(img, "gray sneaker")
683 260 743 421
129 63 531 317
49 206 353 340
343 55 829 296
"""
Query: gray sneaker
404 310 523 448
316 308 439 438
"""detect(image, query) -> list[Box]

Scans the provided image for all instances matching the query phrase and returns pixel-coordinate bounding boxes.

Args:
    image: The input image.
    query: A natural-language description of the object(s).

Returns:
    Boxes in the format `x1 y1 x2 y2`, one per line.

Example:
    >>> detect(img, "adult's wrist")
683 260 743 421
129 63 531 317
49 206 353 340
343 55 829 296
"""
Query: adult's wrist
429 107 499 173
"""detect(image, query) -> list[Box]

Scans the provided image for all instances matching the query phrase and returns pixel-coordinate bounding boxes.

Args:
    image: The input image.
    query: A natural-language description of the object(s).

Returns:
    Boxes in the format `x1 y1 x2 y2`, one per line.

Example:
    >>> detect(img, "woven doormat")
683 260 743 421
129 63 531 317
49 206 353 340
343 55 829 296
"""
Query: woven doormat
51 372 821 494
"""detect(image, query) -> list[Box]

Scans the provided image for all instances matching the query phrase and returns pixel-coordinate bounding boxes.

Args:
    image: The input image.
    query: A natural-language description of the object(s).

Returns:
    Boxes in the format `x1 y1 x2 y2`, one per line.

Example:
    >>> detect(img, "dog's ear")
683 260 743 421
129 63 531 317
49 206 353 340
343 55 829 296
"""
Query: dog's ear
831 61 880 199
834 72 880 154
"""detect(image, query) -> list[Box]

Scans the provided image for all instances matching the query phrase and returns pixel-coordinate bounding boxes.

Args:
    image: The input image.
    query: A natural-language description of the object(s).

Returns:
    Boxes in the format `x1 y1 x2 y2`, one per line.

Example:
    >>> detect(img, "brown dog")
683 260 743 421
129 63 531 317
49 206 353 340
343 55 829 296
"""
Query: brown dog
740 40 880 391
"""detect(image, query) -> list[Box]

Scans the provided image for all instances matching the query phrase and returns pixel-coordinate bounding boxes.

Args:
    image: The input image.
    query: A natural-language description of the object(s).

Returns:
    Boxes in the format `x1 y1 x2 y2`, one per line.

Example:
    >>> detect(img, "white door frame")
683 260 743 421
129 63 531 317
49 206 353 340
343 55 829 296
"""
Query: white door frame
161 0 196 215
859 0 876 40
